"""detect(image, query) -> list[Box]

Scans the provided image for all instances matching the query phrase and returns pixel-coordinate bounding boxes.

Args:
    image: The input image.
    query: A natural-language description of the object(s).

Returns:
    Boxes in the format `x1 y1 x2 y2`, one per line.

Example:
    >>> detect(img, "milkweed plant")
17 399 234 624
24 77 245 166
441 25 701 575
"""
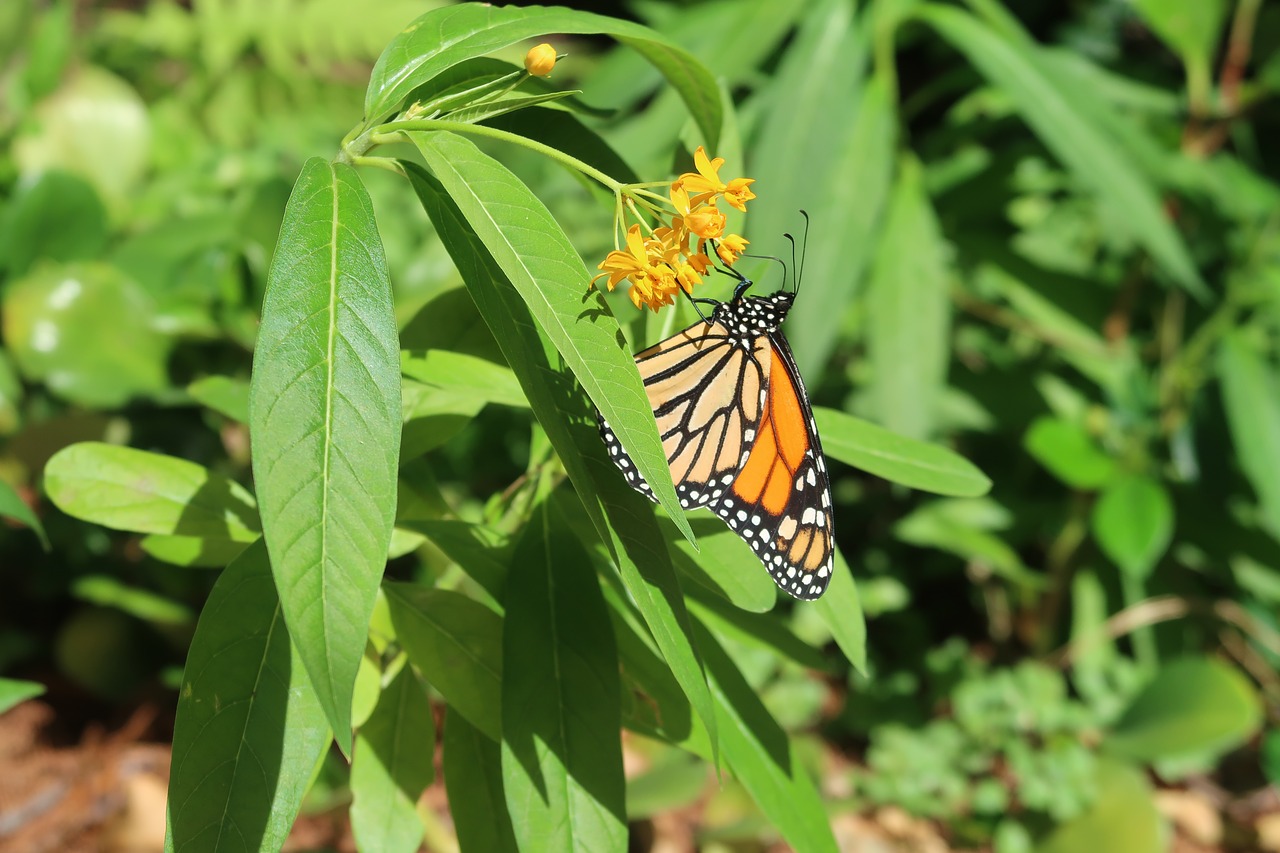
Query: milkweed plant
16 1 1267 851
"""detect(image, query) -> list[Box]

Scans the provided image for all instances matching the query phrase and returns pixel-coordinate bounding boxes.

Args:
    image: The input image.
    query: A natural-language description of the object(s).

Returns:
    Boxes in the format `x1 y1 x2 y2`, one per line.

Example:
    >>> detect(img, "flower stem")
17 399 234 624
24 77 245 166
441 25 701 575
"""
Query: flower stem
369 119 623 193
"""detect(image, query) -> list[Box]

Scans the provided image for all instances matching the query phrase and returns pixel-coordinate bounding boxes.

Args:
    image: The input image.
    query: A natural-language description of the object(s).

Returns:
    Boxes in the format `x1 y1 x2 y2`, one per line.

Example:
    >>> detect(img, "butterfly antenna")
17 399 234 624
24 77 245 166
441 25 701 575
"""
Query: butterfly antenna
783 233 798 294
736 251 788 298
797 210 810 295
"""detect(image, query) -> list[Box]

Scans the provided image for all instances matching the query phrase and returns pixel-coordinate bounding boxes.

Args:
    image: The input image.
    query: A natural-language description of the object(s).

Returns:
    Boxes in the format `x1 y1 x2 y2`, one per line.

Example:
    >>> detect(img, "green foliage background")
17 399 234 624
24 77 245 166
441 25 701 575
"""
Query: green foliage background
1 0 1277 850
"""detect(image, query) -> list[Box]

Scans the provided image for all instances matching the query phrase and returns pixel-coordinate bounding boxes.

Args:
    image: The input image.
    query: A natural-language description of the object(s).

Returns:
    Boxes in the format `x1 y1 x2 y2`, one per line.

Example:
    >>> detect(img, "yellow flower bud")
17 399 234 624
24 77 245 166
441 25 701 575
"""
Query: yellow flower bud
524 43 557 77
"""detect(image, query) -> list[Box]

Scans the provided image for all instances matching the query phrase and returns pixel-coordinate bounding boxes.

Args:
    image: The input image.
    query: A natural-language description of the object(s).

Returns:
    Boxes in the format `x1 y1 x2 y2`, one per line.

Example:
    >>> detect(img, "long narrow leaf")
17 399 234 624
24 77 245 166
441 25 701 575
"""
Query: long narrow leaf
695 622 838 853
249 158 402 754
166 541 331 852
45 442 260 540
918 4 1207 299
350 666 436 853
866 156 952 440
501 504 626 852
405 161 720 762
385 583 503 741
410 131 692 545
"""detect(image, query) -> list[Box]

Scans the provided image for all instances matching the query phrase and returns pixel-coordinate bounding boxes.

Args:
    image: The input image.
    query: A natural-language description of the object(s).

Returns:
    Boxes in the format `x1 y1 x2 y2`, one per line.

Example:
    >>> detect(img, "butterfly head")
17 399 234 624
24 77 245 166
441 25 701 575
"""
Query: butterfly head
712 290 794 335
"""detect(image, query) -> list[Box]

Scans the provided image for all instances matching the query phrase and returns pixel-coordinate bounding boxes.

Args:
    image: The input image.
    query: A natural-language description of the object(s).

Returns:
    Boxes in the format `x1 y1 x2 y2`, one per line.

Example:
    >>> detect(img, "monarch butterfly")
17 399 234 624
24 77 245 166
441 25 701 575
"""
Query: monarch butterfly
598 263 834 600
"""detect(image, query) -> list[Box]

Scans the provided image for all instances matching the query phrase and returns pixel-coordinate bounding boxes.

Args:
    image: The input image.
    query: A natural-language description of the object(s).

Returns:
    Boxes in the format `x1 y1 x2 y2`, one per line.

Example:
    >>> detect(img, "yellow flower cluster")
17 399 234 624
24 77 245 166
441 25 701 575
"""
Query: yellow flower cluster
594 147 755 311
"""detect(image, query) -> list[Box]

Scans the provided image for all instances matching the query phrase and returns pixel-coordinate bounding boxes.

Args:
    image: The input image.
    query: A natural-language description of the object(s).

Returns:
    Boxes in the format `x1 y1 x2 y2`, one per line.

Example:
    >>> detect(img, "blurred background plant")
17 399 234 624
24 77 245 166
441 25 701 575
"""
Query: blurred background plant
1 0 1278 850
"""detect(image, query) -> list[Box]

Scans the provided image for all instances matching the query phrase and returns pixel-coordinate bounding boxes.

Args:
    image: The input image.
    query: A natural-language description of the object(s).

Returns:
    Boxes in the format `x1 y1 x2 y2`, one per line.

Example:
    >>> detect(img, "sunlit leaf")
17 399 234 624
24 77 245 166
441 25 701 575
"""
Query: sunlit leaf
45 442 260 541
249 158 402 754
815 407 991 497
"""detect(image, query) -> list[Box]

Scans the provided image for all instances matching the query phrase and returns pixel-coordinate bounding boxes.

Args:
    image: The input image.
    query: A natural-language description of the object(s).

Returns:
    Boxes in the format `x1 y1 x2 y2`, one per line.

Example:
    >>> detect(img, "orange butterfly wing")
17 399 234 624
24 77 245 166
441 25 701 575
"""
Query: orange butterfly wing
598 293 834 600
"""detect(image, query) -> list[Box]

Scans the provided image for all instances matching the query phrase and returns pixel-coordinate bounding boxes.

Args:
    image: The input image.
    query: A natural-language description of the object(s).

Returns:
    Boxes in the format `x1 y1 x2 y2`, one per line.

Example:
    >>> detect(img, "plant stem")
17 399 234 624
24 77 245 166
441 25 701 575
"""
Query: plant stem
368 119 624 193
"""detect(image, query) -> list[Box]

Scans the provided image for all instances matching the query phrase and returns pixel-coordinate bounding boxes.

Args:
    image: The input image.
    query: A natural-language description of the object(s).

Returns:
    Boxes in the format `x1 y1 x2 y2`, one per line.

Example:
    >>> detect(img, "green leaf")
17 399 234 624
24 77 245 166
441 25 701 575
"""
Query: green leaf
167 541 332 852
814 407 992 497
13 66 149 214
187 375 250 423
1035 758 1162 853
0 677 45 714
501 505 626 852
404 161 720 761
1131 0 1228 70
0 477 48 550
364 4 721 148
1106 657 1262 762
249 158 402 754
750 2 895 377
444 712 518 853
139 534 251 568
399 519 510 602
385 583 502 742
918 4 1207 300
865 155 952 440
45 442 260 541
1091 474 1173 580
71 575 193 625
3 262 171 407
695 622 839 853
401 349 527 409
667 516 777 613
408 131 692 546
1024 416 1115 489
351 666 435 853
895 499 1044 588
625 750 707 819
0 170 106 277
814 545 867 673
1218 330 1280 539
400 379 485 457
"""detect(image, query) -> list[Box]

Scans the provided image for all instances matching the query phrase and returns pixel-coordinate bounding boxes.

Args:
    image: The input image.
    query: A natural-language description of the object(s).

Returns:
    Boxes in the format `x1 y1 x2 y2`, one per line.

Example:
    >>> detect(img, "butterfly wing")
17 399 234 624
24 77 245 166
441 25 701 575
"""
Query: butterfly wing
713 333 834 599
598 318 769 510
598 302 834 600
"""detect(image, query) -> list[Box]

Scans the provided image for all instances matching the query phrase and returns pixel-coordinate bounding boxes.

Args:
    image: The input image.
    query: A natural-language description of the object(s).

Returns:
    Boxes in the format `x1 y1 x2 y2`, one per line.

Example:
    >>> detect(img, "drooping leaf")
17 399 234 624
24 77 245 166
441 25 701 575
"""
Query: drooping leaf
500 505 626 853
813 544 866 673
249 158 402 754
694 622 838 853
167 541 332 853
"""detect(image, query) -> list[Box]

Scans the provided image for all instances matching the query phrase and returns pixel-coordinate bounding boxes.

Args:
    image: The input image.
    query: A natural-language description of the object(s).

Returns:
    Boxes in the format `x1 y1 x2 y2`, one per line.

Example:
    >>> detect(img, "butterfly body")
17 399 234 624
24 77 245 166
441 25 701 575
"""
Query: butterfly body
599 289 834 600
